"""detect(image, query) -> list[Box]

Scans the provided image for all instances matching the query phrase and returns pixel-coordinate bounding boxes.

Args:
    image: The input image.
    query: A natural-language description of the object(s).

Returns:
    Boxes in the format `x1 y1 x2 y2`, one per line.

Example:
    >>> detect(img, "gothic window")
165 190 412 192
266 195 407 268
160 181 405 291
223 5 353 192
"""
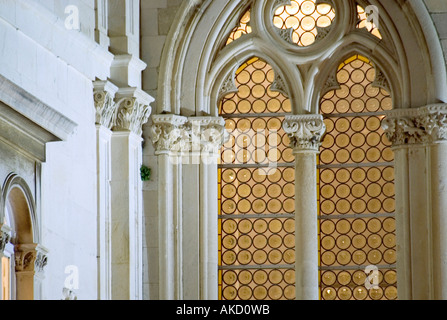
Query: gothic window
218 57 296 300
318 55 397 300
273 0 335 46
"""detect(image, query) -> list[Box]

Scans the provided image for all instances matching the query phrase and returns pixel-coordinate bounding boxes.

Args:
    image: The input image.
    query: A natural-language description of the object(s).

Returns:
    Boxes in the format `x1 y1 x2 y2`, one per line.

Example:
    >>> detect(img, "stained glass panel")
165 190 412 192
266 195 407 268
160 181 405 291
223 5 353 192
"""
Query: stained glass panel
219 58 295 300
318 55 397 300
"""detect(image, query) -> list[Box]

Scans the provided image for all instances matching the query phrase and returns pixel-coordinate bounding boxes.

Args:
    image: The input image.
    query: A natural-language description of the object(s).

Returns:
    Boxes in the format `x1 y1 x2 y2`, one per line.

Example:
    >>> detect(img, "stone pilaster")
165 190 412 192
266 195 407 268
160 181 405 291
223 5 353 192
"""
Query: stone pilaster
284 114 326 300
382 104 447 300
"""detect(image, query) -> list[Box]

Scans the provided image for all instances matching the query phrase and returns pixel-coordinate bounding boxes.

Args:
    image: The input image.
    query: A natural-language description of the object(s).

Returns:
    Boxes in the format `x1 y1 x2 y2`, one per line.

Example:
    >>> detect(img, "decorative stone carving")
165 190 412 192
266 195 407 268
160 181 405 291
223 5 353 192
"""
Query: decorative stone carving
372 67 391 92
382 104 447 147
189 117 229 154
322 72 341 95
315 25 332 41
283 115 326 152
270 73 289 97
218 71 238 101
114 88 154 136
35 247 48 274
14 244 37 272
0 229 10 253
150 115 228 156
93 81 119 129
150 115 190 154
275 27 294 44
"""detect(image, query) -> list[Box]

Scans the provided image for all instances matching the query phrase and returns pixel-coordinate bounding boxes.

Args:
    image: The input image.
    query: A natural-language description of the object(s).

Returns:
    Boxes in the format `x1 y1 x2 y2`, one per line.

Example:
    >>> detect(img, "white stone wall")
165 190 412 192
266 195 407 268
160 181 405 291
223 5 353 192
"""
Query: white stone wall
0 0 112 300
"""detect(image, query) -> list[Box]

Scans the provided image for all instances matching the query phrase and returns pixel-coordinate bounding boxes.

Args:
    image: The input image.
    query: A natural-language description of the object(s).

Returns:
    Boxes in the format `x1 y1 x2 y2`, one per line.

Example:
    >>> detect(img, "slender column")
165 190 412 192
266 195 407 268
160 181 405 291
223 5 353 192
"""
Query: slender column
190 117 227 300
420 105 447 299
33 244 48 300
382 104 447 300
93 80 118 300
110 88 152 300
150 114 189 300
284 115 326 300
14 244 37 300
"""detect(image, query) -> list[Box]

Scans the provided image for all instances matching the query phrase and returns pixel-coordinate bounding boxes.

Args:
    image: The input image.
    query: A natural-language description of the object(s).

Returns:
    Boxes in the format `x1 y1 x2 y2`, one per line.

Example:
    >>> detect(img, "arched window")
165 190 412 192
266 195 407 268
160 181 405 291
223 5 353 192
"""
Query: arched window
218 57 296 300
318 55 397 300
1 174 43 300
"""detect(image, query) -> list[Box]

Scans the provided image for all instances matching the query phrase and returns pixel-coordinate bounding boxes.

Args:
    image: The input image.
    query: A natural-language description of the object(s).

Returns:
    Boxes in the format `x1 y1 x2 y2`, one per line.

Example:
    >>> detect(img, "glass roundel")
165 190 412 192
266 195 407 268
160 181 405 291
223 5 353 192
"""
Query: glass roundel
218 57 295 300
318 55 397 300
273 0 336 47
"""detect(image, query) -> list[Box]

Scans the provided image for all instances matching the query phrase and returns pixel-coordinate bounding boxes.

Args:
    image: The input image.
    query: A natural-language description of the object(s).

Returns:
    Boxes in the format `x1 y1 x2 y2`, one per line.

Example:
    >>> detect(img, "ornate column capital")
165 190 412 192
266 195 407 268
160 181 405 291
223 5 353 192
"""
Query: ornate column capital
283 114 326 153
150 114 190 155
382 104 447 147
0 224 11 254
114 88 154 136
35 245 49 274
189 117 229 155
93 80 119 129
14 244 37 273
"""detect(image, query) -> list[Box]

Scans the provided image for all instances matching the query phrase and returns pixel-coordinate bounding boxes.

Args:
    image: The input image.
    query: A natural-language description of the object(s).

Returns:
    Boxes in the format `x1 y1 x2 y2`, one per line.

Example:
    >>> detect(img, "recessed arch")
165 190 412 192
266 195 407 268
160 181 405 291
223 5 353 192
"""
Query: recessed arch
2 174 38 245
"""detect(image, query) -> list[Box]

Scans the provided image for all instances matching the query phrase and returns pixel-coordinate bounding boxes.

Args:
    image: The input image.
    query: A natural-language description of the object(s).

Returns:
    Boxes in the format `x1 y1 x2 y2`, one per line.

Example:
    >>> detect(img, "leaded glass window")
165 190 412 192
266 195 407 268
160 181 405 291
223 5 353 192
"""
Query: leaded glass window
218 57 296 300
318 55 397 300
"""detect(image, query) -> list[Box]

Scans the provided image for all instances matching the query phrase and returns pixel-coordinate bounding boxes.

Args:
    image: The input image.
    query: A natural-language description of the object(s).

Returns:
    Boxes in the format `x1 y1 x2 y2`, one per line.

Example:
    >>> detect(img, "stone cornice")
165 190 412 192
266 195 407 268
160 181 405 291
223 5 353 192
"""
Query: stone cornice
283 114 326 153
382 104 447 147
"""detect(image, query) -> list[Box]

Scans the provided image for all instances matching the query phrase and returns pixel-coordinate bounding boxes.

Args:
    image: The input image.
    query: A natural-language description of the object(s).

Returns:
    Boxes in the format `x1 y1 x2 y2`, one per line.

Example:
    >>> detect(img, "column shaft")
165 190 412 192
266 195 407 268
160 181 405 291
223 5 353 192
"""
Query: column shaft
294 152 319 300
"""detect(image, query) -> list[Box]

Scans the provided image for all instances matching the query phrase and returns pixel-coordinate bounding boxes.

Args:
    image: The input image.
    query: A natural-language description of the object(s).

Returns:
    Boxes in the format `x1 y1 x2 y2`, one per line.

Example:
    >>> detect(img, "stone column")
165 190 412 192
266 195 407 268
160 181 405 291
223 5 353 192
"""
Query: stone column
284 114 326 300
420 105 447 300
190 117 227 300
33 245 48 300
150 114 189 300
110 88 153 300
93 80 119 300
14 244 37 300
382 104 447 300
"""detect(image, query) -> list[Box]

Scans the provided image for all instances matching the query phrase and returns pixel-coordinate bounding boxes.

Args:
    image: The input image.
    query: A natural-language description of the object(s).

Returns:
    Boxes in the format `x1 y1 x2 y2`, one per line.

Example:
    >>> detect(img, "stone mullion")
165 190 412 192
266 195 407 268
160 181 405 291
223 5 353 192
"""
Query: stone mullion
284 114 326 300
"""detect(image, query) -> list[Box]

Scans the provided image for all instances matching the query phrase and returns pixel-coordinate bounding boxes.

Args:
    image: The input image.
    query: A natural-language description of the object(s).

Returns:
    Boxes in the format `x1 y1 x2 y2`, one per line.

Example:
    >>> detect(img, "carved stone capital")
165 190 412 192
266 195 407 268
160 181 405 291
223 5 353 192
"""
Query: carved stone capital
150 114 190 154
382 104 447 147
14 244 37 272
189 117 229 155
283 115 326 153
35 245 49 274
0 224 11 254
93 80 119 129
114 88 154 136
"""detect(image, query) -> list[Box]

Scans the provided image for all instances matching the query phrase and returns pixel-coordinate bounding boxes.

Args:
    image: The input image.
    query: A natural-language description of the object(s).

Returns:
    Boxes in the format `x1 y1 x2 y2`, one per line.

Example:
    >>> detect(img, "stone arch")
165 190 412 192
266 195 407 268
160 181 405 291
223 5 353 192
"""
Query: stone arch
2 173 40 300
157 0 447 118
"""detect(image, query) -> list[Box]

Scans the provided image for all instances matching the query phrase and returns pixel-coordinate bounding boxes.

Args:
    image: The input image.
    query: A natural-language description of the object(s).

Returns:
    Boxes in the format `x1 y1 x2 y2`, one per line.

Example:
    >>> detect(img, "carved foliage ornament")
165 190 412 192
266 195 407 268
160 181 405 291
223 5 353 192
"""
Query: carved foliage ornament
150 116 228 155
382 105 447 147
94 90 118 129
115 97 152 136
0 230 10 253
283 115 326 152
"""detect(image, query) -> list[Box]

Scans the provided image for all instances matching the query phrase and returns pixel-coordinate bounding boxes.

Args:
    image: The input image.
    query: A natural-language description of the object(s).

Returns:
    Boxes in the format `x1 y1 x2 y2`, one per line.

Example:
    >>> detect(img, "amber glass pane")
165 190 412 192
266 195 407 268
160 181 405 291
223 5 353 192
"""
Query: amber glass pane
273 0 336 46
227 9 252 45
357 5 382 39
319 55 396 300
219 58 295 300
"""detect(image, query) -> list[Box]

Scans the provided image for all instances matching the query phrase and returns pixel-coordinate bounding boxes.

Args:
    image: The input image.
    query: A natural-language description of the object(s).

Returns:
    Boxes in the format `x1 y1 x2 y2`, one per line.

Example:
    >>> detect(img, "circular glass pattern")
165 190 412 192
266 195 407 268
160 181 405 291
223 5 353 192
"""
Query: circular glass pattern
273 0 336 47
